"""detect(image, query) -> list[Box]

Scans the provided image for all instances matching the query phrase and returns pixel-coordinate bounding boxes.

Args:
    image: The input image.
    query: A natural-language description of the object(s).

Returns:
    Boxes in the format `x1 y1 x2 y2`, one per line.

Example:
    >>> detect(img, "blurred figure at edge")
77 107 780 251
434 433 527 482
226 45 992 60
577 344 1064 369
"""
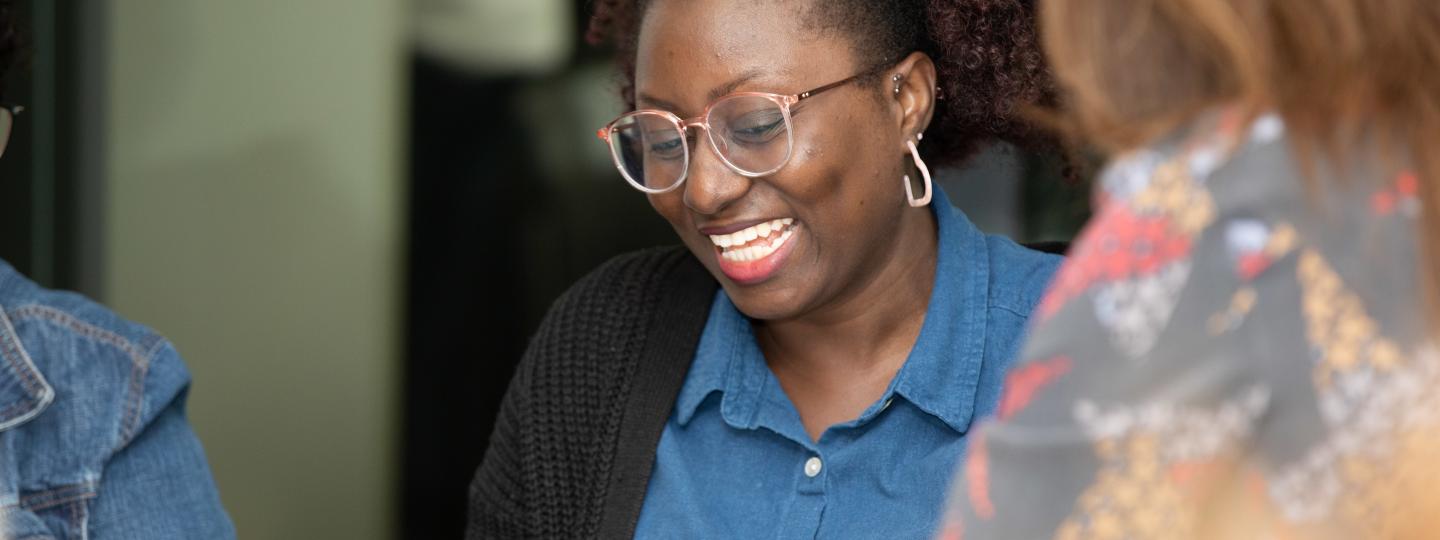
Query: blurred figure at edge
0 3 235 538
940 0 1440 538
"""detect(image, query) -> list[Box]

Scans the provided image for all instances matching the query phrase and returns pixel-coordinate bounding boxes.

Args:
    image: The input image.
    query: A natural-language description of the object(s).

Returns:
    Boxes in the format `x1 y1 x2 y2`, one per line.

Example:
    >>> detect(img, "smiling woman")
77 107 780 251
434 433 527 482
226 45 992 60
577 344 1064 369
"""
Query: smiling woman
467 1 1062 538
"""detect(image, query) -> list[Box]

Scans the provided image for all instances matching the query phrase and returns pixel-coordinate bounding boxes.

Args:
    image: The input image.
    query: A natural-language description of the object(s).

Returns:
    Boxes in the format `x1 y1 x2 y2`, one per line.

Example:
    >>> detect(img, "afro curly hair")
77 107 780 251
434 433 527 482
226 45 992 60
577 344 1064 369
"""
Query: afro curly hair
586 0 1055 168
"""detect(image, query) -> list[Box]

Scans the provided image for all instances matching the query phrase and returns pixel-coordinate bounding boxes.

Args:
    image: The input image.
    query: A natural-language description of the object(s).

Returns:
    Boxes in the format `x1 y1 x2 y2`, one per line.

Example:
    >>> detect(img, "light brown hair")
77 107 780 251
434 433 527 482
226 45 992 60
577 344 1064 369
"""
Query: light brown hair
1040 0 1440 330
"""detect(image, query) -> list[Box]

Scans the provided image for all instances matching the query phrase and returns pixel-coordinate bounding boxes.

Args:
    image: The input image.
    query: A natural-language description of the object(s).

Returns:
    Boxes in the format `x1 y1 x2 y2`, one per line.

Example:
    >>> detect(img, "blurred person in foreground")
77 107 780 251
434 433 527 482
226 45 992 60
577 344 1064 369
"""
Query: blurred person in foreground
0 4 234 538
468 0 1066 537
939 0 1440 538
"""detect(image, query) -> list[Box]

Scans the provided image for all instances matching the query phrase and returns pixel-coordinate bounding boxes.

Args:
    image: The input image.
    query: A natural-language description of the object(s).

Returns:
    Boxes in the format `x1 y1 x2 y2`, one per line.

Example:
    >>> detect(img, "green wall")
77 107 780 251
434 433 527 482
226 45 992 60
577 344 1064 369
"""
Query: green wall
102 2 404 538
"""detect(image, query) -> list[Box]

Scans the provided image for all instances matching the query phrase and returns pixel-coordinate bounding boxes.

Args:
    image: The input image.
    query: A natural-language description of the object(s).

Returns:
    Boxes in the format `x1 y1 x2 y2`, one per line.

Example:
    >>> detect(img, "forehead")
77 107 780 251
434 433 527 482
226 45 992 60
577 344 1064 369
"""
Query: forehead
633 0 858 111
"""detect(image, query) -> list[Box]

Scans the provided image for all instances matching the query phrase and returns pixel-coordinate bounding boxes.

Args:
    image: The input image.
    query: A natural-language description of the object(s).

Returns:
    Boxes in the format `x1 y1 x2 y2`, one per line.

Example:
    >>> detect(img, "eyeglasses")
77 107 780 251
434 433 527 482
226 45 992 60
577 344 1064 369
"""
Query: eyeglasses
597 66 882 194
0 105 21 160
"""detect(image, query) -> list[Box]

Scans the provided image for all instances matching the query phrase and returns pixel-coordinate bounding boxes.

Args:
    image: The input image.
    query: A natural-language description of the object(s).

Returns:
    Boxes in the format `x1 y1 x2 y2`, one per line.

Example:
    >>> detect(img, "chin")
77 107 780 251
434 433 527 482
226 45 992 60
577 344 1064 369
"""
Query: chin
717 279 810 322
677 222 817 321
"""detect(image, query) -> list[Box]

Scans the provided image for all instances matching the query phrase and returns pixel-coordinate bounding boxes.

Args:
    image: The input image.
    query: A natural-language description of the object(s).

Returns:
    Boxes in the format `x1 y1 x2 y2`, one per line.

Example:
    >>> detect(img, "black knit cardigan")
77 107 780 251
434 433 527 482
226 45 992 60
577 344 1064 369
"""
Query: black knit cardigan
466 246 717 539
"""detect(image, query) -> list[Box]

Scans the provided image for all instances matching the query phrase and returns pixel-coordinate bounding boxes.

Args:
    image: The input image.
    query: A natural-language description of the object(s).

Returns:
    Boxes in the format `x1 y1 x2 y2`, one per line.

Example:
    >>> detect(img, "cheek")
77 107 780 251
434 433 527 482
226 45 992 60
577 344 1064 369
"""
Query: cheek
784 114 905 252
787 116 896 206
647 191 703 244
647 191 686 226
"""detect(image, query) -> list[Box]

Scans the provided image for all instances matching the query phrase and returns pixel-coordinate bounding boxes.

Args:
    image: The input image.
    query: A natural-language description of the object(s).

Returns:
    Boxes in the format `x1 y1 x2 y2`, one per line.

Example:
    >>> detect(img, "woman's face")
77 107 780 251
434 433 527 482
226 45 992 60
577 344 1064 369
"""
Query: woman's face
635 0 930 322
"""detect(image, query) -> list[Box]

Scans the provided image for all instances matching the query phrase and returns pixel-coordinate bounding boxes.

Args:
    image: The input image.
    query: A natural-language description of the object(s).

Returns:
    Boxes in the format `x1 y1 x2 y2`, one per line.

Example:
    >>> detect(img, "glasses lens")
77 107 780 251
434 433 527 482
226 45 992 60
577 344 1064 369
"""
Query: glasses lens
608 112 687 191
709 95 791 176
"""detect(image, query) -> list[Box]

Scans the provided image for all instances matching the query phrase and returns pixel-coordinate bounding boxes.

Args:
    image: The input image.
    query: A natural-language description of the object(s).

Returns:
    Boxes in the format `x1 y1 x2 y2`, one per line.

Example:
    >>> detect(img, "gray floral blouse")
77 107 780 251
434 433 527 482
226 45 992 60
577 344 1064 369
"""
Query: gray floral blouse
939 110 1440 539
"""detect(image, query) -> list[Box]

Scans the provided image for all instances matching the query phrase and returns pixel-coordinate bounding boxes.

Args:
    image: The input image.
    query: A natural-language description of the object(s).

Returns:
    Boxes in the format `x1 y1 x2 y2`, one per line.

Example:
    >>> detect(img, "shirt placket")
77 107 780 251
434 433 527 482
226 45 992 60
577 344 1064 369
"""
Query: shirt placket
776 447 827 540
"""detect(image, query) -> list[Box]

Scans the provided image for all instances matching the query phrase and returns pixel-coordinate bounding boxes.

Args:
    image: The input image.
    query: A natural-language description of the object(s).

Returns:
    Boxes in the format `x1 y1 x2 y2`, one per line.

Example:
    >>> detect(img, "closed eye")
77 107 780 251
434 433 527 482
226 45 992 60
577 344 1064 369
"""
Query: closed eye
647 134 685 159
729 116 785 145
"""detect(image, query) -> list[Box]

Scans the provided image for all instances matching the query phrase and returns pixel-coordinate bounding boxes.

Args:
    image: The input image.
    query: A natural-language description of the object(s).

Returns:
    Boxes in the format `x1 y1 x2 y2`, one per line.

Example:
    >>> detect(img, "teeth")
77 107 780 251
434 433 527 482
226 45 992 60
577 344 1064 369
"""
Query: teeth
719 228 794 263
707 219 797 262
709 219 795 250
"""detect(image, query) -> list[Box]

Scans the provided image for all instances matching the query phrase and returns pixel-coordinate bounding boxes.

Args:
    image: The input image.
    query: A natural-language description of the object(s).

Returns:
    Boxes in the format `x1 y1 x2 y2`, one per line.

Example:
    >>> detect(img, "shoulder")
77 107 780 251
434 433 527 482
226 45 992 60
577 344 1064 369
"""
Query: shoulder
983 235 1064 318
522 245 713 378
0 259 190 451
487 247 714 533
535 246 710 342
555 245 705 309
0 262 172 358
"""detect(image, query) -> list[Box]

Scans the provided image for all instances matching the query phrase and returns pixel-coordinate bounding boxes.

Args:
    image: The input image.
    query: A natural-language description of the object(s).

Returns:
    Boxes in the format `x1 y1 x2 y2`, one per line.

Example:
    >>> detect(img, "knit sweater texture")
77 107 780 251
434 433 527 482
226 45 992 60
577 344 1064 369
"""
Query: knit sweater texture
467 247 716 539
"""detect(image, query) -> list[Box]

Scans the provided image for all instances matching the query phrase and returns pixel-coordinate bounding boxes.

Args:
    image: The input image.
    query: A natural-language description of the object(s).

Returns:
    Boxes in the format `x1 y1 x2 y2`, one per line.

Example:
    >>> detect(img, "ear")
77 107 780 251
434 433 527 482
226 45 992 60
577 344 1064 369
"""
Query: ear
889 51 938 149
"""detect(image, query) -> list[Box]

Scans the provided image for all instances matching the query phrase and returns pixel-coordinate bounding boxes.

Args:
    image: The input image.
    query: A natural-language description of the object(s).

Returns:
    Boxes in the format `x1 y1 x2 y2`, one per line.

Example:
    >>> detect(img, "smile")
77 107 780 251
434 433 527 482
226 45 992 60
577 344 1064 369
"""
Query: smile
709 218 796 262
704 218 801 285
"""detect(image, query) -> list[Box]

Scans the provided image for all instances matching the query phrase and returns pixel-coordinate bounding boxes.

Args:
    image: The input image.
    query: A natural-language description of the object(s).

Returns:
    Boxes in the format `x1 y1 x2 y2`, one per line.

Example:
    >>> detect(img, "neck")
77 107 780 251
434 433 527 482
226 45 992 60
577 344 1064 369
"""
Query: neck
756 205 939 375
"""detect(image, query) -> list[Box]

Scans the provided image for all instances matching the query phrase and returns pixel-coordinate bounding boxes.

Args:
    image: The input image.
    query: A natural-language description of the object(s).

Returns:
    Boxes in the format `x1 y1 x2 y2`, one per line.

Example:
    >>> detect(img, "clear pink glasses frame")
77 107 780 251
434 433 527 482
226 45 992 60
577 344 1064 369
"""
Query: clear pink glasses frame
596 68 877 194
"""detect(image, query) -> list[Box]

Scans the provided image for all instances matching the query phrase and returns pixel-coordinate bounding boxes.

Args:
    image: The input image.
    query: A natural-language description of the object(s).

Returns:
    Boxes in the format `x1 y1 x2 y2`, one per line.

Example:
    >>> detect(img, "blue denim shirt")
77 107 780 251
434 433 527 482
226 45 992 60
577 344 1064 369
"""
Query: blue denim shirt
634 192 1062 539
0 260 235 539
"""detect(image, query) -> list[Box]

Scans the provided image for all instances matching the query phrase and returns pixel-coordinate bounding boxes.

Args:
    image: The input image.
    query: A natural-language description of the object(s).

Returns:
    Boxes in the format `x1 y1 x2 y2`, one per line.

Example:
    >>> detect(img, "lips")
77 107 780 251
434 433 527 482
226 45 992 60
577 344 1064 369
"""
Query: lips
702 218 800 284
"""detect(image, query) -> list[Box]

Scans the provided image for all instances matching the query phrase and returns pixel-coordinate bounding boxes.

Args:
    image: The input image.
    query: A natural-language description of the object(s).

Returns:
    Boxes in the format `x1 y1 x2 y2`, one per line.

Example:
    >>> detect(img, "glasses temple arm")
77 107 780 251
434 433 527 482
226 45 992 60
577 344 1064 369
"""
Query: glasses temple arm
794 60 895 101
794 74 862 101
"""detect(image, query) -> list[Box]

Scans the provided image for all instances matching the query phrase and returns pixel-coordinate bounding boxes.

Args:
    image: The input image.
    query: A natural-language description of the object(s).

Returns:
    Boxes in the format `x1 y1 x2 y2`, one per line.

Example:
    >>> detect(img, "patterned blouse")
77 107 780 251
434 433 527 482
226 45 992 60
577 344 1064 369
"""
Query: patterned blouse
938 110 1440 539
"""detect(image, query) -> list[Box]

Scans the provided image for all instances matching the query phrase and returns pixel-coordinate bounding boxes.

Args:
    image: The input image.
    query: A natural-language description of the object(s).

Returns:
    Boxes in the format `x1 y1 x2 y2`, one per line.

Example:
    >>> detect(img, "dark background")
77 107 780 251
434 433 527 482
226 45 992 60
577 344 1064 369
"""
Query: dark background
0 1 103 292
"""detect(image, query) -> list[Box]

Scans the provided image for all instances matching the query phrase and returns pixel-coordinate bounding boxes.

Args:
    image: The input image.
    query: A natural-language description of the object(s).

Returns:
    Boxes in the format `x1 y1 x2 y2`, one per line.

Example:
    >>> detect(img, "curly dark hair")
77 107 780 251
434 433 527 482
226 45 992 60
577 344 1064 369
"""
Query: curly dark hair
586 0 1054 167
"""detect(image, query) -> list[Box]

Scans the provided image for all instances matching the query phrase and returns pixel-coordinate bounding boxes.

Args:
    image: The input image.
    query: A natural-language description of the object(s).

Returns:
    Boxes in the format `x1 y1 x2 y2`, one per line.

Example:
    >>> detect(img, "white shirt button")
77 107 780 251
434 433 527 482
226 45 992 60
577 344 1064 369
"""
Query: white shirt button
804 456 823 478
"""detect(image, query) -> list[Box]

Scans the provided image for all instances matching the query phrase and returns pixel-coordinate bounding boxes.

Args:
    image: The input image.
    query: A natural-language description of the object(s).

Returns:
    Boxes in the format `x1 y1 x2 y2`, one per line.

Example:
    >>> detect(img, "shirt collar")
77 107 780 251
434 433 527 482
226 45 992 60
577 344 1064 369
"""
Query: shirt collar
673 290 743 426
0 261 57 433
673 184 992 434
889 184 990 433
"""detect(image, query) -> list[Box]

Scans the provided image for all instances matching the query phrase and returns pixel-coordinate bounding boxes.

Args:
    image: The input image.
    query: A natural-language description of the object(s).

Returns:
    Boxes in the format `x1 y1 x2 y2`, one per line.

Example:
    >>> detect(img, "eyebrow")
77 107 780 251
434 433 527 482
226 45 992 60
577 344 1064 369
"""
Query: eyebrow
706 70 765 101
635 69 768 114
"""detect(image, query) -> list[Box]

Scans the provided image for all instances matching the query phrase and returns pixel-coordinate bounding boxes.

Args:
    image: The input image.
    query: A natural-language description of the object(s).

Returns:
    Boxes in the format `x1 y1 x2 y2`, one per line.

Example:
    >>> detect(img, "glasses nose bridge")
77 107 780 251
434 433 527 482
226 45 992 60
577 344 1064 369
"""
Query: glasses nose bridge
678 115 710 134
677 114 727 165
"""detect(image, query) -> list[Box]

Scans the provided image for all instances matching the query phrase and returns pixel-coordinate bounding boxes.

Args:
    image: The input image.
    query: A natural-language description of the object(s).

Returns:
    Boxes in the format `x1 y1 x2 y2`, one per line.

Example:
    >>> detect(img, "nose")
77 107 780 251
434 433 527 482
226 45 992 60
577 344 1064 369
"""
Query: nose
682 129 751 215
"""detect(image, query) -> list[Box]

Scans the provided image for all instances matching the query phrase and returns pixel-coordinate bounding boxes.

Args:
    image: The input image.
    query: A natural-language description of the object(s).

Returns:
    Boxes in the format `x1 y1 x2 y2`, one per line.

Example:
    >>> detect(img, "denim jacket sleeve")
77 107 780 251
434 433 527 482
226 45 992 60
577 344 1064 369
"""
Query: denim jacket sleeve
0 264 235 539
